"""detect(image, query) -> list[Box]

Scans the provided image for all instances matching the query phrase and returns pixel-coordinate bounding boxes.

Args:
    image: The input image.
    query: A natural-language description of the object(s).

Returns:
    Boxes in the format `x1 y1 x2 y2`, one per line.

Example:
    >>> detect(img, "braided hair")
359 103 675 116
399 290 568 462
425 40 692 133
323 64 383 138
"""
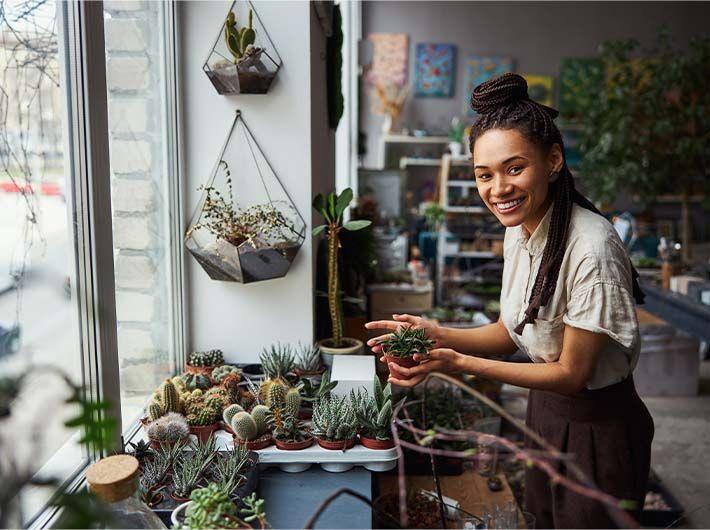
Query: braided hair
469 73 644 335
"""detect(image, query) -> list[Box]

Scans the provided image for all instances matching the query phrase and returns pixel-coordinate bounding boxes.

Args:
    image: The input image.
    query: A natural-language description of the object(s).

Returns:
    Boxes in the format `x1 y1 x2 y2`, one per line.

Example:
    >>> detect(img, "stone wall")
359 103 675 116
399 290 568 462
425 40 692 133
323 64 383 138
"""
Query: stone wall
104 0 173 400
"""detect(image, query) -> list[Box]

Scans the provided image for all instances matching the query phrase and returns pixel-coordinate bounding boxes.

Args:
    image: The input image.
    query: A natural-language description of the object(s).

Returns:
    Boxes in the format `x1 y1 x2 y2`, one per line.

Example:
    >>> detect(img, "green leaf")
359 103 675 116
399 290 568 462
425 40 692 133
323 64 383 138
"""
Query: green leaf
335 188 353 218
313 193 324 212
343 220 371 231
328 192 336 219
312 224 327 237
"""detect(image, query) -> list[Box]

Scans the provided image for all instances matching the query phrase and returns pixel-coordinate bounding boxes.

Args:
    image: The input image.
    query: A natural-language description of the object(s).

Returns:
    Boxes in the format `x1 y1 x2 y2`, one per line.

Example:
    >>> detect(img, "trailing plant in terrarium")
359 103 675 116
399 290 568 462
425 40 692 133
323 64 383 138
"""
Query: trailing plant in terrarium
204 1 282 95
312 188 372 348
311 395 358 442
185 111 305 283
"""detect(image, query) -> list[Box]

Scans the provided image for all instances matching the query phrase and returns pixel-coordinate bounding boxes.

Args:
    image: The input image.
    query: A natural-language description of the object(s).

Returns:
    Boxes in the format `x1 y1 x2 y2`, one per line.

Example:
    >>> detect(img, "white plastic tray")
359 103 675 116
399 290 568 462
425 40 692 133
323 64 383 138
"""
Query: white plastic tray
213 430 398 474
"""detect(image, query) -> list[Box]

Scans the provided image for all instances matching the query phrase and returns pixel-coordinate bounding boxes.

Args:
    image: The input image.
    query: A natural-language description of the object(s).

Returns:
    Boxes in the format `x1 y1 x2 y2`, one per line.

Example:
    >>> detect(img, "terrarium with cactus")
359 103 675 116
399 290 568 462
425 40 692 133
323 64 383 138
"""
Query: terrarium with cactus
185 125 306 283
186 349 224 376
204 1 282 95
379 326 435 378
311 395 359 450
312 188 372 362
352 377 400 449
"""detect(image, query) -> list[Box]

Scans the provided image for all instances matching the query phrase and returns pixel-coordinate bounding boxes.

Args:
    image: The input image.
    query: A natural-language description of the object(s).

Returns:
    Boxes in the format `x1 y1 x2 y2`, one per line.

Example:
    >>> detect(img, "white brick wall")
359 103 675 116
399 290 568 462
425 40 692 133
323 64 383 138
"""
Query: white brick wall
116 291 156 323
112 179 156 213
115 252 156 289
109 99 148 134
113 216 154 250
107 56 151 91
105 19 147 52
110 139 153 174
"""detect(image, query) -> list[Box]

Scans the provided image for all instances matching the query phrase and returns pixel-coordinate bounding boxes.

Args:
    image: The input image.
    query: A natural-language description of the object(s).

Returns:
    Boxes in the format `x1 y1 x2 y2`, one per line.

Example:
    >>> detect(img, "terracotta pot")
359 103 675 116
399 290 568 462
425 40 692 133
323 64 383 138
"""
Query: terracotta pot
294 367 326 379
189 422 219 442
170 491 191 504
184 362 218 378
233 432 273 450
274 436 314 451
360 435 395 450
149 437 189 450
383 354 419 379
316 437 356 450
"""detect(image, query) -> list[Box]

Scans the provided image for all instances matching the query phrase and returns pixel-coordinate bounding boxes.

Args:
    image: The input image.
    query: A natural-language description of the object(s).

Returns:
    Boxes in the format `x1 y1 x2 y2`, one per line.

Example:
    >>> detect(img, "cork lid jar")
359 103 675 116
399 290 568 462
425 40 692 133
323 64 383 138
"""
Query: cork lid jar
86 454 140 503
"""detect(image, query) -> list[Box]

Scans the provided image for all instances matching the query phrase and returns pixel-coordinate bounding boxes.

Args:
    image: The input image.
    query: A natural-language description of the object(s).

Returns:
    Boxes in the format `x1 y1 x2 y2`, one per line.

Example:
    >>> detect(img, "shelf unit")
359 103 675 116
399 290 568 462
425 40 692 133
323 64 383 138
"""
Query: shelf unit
435 154 502 306
377 133 449 169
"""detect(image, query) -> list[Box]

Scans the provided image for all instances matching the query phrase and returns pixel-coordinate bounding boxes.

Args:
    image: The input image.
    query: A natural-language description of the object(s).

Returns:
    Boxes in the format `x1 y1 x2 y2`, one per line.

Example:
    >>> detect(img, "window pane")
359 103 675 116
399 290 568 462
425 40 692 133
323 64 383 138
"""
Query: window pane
0 0 86 522
104 1 179 428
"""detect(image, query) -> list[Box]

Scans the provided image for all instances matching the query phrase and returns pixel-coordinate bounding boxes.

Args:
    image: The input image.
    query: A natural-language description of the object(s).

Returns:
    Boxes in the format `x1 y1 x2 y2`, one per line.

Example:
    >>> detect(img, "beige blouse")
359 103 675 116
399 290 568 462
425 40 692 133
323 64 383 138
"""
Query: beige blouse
500 202 640 389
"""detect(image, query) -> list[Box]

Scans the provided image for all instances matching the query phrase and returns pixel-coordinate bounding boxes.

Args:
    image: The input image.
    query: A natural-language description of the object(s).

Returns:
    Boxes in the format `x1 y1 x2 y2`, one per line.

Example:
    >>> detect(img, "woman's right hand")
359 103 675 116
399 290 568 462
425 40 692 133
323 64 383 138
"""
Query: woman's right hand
364 314 444 354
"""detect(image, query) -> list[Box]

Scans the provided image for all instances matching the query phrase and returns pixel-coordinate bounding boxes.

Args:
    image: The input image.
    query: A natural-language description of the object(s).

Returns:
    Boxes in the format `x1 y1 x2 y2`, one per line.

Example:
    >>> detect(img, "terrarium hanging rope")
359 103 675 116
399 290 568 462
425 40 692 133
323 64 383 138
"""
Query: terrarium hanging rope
185 110 305 284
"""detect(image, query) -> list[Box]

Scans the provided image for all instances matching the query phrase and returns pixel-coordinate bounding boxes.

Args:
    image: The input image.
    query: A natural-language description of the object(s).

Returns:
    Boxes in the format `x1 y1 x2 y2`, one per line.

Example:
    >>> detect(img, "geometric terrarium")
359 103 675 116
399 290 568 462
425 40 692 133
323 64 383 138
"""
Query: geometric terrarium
203 0 282 95
184 110 305 283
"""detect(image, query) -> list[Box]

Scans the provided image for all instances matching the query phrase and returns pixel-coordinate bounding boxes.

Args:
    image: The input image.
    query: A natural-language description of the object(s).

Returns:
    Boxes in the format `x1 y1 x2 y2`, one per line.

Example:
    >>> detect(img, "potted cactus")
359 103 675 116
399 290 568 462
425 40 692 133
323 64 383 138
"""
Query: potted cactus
311 395 359 450
299 371 337 419
379 327 434 379
146 412 190 449
294 342 325 379
312 188 372 364
184 389 227 442
212 364 242 384
145 378 184 424
352 378 400 450
268 408 313 450
185 349 224 377
230 405 272 450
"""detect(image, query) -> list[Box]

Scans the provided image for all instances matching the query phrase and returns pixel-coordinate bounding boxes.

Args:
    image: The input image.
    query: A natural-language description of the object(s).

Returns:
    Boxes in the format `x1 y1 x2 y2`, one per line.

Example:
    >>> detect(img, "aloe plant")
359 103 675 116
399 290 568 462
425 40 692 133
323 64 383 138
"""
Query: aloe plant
379 327 434 359
312 188 371 347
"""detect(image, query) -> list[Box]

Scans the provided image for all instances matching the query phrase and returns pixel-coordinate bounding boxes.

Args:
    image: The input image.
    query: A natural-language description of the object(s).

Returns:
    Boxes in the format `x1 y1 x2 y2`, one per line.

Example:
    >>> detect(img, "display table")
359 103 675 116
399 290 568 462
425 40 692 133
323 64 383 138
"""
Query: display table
377 471 523 527
258 467 373 529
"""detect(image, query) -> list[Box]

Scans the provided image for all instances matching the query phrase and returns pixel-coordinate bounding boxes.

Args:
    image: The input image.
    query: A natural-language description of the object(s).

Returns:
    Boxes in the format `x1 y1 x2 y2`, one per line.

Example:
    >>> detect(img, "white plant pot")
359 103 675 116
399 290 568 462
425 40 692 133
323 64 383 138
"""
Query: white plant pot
317 338 364 367
171 501 191 527
449 141 463 157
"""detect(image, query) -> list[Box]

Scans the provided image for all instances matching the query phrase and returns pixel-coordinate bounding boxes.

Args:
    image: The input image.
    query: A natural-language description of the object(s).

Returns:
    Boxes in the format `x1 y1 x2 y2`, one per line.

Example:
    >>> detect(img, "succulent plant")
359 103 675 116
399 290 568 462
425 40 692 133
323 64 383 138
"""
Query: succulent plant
172 453 205 499
311 395 358 442
240 493 269 528
126 439 153 462
260 378 287 408
212 364 242 384
223 403 244 426
181 372 212 391
231 405 269 442
172 375 188 393
146 412 190 444
250 404 270 435
159 379 181 414
224 9 256 62
295 342 322 373
188 349 224 367
155 438 188 466
352 377 401 441
268 408 309 443
301 371 338 404
214 445 250 498
259 343 296 381
190 434 218 473
148 401 164 422
184 391 223 427
379 327 434 359
139 451 169 493
221 372 243 404
182 483 241 529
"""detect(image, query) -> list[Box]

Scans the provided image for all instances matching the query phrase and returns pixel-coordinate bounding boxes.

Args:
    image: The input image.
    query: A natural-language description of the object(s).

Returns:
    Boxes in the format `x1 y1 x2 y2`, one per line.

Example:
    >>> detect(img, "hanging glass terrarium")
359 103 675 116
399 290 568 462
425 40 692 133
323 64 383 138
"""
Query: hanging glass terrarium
203 0 282 95
185 111 305 283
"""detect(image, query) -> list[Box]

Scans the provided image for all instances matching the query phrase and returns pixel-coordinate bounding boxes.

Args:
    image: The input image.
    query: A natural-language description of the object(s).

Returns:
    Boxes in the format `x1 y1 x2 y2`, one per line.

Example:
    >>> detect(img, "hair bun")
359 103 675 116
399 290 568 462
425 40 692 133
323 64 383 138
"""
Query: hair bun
470 73 529 115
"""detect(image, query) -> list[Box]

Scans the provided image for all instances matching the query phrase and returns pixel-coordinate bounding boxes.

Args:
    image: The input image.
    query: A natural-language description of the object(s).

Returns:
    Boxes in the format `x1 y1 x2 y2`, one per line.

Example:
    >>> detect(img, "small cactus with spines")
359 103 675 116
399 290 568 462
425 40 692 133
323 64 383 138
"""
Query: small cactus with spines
265 380 287 409
224 9 256 63
285 387 301 418
171 375 187 394
212 364 241 384
188 349 224 368
146 412 189 444
148 401 164 422
223 404 244 426
231 411 258 441
159 379 181 414
251 404 270 436
221 373 242 403
182 372 211 391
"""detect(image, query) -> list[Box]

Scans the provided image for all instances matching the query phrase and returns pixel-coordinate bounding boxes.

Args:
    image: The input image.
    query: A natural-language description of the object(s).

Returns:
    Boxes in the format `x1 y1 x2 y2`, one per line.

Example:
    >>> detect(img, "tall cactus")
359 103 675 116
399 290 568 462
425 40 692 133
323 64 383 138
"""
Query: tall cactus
265 380 287 409
285 387 301 418
160 379 180 414
148 401 164 422
224 8 256 63
251 405 270 436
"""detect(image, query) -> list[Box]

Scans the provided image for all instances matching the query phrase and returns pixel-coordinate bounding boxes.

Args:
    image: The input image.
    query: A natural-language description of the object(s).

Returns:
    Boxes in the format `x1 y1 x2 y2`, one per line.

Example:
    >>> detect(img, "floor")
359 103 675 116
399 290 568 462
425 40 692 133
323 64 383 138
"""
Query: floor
642 360 710 529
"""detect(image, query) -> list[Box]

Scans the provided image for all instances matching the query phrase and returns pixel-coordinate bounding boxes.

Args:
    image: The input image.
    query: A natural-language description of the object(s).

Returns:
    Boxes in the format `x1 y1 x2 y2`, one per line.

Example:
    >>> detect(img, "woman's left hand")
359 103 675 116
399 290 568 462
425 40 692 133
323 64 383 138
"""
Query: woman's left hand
384 348 464 388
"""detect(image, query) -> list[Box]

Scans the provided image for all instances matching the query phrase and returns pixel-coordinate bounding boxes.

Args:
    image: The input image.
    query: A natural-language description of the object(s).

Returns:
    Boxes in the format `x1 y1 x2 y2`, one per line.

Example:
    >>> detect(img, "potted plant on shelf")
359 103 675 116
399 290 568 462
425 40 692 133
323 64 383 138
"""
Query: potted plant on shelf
171 483 251 529
170 454 205 503
299 371 338 419
259 343 296 385
212 364 242 384
379 327 434 378
230 406 273 450
212 445 252 500
145 378 184 423
184 390 225 442
352 377 401 450
268 408 313 450
447 116 465 157
312 188 372 364
311 395 358 450
185 349 224 377
139 453 170 508
146 413 190 449
294 342 325 379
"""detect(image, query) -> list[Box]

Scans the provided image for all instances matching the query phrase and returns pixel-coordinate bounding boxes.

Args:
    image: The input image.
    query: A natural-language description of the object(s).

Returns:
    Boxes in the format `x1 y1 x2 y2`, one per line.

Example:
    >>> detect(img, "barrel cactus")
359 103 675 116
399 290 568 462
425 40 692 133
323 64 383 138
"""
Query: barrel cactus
231 411 258 441
223 404 244 426
182 373 211 391
251 404 270 436
212 364 241 384
146 412 189 443
188 349 224 368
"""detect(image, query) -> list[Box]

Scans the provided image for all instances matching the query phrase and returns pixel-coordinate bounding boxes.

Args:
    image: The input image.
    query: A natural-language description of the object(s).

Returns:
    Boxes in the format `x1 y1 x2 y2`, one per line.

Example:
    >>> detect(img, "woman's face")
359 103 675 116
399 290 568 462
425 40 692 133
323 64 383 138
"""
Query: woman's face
473 128 562 232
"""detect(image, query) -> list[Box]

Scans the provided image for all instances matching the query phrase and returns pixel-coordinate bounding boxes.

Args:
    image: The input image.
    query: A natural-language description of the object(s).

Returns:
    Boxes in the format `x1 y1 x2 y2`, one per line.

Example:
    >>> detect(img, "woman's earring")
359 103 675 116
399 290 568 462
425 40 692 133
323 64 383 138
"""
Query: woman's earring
549 171 560 182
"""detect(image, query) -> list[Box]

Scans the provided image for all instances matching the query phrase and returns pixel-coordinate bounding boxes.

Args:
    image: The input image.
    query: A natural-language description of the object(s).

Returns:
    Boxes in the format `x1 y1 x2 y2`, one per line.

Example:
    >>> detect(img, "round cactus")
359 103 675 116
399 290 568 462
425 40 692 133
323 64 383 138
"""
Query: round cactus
251 404 270 436
212 364 241 384
148 401 164 422
285 387 301 417
223 404 244 426
232 411 257 441
171 375 187 393
182 373 211 391
160 379 180 414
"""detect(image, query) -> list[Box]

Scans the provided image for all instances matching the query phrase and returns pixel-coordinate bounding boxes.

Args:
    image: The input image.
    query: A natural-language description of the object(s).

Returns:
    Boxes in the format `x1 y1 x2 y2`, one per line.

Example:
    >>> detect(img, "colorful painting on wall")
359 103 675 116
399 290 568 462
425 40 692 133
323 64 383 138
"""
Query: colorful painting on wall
366 33 408 87
414 43 456 98
463 56 514 116
522 74 554 107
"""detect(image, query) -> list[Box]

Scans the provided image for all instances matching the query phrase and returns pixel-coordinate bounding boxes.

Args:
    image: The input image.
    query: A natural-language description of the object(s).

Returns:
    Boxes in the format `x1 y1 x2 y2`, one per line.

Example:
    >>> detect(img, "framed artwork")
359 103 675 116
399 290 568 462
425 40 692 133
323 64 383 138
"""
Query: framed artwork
463 56 514 117
522 74 554 107
559 58 603 118
414 43 456 98
366 33 408 87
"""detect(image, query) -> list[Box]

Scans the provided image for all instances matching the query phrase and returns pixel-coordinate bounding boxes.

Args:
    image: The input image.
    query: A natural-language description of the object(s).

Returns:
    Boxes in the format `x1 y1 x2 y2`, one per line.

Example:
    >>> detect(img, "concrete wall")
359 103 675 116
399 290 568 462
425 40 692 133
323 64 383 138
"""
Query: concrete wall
180 1 331 362
360 1 710 169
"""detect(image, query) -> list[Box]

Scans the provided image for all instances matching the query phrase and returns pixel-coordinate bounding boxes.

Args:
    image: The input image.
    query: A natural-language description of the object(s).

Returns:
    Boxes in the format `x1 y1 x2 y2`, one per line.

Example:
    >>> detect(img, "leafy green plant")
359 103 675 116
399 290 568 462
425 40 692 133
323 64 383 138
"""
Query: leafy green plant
312 188 372 347
295 342 322 373
568 29 710 262
379 327 434 359
300 372 338 404
447 116 465 143
240 493 269 529
311 395 358 442
179 483 241 529
423 202 446 232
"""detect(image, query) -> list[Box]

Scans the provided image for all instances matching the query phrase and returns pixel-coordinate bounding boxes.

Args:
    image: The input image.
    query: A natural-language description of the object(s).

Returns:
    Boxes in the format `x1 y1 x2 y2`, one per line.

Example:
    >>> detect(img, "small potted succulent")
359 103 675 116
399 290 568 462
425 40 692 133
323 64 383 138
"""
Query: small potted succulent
269 409 312 450
259 343 295 387
230 406 273 450
171 483 251 529
294 342 325 379
212 364 242 384
352 377 401 450
170 453 206 503
299 371 337 419
139 452 170 507
379 327 434 379
145 378 184 424
184 389 226 442
312 395 358 450
185 349 224 377
146 412 190 449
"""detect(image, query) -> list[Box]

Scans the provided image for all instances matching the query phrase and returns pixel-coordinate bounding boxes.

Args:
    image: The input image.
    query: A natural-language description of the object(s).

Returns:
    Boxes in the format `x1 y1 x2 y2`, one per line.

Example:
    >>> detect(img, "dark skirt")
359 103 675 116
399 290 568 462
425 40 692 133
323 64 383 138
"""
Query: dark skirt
524 376 654 529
